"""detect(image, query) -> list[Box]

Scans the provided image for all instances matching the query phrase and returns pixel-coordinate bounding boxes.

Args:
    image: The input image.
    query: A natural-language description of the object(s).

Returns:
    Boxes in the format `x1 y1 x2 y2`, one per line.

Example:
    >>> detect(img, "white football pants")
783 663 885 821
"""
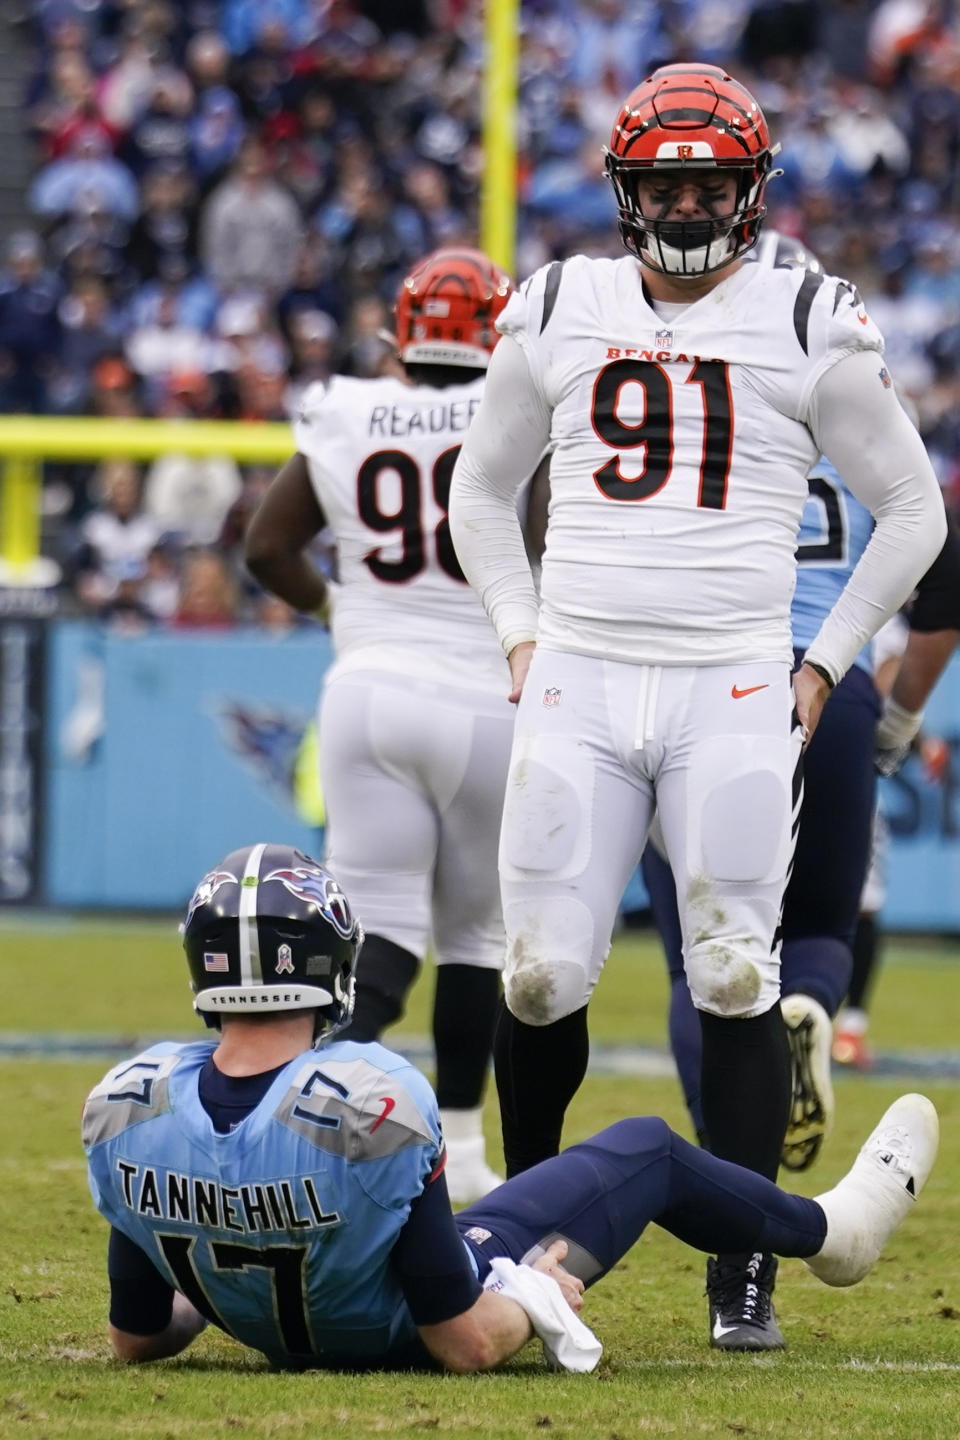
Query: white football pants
319 668 514 968
499 648 803 1024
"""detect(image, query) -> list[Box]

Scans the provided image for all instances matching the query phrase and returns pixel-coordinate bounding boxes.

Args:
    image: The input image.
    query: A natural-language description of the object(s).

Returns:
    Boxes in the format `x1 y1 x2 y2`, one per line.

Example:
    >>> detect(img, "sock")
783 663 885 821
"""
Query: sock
439 1105 484 1143
493 1000 589 1177
338 934 419 1043
699 1006 791 1183
779 936 853 1019
847 913 879 1011
433 964 501 1110
835 1006 868 1036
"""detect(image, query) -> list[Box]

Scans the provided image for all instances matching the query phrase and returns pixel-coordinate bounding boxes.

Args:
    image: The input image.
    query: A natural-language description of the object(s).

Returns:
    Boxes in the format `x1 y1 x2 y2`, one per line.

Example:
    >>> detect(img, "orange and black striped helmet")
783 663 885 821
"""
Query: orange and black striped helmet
395 247 514 369
603 63 779 278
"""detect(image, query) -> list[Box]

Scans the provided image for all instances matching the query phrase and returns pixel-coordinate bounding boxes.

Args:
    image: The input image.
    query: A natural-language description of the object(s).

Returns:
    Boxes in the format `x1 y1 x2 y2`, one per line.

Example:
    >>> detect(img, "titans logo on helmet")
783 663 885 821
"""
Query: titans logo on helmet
264 867 356 938
186 869 238 923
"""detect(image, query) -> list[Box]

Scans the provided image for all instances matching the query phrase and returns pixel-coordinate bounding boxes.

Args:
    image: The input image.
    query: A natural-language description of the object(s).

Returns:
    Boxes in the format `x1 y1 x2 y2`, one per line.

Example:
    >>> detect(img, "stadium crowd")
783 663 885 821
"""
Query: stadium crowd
3 0 960 621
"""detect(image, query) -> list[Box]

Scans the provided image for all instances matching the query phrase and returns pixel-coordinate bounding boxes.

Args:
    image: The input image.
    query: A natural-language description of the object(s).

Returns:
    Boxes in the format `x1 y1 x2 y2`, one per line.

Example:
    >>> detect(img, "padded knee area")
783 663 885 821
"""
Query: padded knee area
502 896 596 1025
505 959 589 1026
686 938 766 1018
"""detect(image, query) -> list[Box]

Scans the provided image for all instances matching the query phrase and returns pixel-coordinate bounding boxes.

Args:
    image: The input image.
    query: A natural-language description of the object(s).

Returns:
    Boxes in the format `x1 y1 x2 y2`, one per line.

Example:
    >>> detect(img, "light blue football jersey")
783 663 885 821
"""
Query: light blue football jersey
83 1038 444 1364
792 459 875 673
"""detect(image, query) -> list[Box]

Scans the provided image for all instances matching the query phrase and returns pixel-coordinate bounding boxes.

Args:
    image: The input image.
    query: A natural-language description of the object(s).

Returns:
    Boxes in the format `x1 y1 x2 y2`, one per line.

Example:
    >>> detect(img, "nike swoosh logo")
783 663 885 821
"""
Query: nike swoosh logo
731 683 770 699
713 1318 741 1339
370 1097 395 1132
857 312 868 325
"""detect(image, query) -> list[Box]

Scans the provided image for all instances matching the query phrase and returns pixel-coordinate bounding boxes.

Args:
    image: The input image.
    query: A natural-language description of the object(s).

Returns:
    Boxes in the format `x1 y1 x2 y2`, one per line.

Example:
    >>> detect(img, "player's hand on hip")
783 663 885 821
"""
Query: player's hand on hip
507 641 536 704
793 663 832 746
530 1239 585 1313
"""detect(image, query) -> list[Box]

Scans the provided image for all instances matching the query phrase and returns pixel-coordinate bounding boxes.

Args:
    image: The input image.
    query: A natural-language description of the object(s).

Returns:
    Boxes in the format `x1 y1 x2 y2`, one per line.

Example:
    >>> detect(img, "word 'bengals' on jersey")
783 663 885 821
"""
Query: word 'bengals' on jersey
294 374 508 695
502 255 884 668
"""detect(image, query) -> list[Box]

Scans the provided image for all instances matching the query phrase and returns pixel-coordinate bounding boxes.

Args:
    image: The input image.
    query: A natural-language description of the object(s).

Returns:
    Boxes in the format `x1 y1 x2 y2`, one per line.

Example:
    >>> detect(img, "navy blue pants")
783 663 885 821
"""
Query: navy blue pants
643 655 879 1137
457 1117 825 1285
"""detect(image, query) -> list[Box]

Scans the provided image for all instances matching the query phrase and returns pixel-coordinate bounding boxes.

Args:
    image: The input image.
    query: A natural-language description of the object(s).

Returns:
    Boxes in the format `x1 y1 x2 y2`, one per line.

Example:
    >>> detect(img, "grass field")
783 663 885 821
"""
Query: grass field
2 917 958 1439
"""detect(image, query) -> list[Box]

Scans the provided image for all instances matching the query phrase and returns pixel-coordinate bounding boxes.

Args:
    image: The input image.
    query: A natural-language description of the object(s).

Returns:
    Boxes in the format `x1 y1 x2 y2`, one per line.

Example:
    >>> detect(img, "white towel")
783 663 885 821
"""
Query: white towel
482 1257 602 1372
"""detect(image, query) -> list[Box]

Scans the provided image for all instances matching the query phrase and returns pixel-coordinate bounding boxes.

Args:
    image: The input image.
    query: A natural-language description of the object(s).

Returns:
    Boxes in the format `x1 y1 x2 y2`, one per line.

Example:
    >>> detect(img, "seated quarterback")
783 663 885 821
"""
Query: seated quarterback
82 843 939 1372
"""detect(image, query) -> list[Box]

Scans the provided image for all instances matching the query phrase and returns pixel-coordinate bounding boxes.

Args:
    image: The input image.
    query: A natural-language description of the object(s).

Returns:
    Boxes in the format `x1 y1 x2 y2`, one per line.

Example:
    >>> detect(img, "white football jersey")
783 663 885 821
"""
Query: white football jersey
500 255 884 666
294 373 509 693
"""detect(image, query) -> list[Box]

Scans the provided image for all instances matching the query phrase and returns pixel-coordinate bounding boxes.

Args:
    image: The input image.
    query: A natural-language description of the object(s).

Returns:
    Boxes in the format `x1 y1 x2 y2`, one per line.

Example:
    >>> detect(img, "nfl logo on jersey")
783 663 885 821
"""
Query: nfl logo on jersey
542 687 562 707
655 327 674 348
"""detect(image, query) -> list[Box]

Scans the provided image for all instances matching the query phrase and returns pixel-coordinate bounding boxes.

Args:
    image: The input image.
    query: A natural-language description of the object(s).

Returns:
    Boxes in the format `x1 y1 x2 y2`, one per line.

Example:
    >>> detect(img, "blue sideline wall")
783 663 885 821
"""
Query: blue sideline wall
36 624 960 926
44 622 330 909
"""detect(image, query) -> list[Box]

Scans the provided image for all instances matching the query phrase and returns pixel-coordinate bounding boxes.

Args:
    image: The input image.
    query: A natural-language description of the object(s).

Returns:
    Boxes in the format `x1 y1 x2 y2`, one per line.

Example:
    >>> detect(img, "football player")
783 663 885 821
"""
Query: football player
245 248 528 1203
83 844 939 1371
448 63 946 1350
641 218 960 1180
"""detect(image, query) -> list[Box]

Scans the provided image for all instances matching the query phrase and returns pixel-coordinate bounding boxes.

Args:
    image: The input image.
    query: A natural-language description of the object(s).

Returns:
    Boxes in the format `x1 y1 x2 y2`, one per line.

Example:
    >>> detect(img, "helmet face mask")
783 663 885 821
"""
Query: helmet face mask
603 64 779 279
182 843 363 1046
394 247 513 369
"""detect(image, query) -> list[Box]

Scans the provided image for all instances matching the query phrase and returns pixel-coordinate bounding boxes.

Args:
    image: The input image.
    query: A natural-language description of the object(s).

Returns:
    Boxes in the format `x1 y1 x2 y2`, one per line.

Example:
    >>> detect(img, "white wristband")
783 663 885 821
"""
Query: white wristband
876 696 924 751
483 1256 602 1372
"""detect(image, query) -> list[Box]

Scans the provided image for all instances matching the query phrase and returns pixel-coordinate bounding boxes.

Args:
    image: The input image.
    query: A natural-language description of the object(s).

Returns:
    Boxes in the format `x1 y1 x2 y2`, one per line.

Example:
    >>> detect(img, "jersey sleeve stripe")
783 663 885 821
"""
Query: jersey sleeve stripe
793 271 825 355
539 261 566 335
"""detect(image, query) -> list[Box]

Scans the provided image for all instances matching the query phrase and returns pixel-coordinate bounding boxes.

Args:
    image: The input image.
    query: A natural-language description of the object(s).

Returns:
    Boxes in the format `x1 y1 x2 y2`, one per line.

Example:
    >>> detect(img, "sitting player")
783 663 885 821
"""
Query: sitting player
83 844 939 1372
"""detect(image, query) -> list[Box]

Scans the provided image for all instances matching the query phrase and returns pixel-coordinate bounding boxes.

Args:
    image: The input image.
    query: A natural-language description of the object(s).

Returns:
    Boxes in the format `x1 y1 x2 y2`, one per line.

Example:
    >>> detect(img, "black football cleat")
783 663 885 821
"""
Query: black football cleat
707 1251 785 1351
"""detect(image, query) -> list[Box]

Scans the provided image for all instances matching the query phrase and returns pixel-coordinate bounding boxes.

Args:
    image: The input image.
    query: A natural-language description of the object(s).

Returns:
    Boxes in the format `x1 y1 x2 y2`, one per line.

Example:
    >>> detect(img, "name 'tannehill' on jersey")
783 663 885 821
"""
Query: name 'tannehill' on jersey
502 256 884 667
294 374 508 692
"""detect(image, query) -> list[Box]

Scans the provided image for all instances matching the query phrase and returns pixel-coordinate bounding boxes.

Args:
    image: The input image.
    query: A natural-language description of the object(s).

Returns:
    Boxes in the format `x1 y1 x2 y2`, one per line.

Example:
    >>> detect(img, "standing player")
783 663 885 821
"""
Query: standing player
245 249 519 1202
448 63 946 1349
82 843 939 1372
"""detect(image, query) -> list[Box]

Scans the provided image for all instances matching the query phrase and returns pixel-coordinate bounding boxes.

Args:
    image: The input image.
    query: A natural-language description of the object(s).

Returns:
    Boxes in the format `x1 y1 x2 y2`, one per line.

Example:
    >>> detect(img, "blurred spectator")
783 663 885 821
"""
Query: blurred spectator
159 367 228 420
125 163 199 282
29 129 140 224
170 547 239 628
199 135 304 296
97 27 159 132
140 539 181 621
121 67 195 177
222 0 319 57
253 590 303 631
88 355 141 418
51 274 126 413
277 235 345 329
26 47 101 158
125 286 215 408
0 231 62 413
49 191 130 291
189 89 246 189
72 460 161 612
143 450 244 549
213 292 289 379
336 292 399 378
284 308 338 414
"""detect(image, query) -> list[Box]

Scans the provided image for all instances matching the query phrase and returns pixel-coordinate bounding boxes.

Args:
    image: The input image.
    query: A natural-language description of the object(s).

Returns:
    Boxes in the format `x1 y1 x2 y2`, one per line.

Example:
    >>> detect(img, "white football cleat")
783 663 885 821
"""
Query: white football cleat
805 1093 939 1287
444 1135 505 1205
781 993 834 1171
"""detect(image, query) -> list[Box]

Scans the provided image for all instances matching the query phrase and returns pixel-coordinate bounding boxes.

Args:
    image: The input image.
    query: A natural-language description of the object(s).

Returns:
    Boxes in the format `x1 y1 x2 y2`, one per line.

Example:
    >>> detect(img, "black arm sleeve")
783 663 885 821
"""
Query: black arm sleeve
391 1169 483 1326
107 1226 175 1335
911 511 960 632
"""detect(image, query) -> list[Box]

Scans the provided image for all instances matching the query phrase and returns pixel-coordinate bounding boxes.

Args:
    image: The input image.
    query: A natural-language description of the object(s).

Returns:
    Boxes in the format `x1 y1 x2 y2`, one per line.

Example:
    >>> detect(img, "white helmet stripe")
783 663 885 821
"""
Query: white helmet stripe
238 842 266 985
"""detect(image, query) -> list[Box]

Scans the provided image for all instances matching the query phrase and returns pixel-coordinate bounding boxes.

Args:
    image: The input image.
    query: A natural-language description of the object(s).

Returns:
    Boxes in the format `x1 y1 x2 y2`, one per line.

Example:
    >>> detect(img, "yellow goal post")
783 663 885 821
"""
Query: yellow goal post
0 415 293 586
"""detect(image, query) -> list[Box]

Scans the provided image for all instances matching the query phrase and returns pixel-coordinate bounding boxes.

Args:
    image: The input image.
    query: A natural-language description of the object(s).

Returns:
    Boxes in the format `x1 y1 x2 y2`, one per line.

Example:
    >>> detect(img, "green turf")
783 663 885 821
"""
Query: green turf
1 919 958 1438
